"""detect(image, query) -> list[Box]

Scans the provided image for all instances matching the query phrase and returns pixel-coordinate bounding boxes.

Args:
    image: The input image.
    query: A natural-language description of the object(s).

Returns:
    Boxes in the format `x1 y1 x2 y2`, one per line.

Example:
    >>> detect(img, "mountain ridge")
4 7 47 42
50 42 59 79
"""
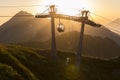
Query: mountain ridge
106 18 120 35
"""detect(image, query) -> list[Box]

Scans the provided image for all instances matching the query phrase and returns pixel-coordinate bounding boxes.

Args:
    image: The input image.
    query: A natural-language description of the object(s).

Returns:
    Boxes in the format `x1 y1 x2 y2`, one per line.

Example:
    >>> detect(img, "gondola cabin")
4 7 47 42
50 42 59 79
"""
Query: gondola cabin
57 23 65 32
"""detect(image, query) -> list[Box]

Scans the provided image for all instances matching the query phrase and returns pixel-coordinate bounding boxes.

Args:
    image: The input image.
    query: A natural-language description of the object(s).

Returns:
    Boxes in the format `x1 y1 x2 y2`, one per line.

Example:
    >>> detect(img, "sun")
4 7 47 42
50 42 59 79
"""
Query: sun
40 0 92 15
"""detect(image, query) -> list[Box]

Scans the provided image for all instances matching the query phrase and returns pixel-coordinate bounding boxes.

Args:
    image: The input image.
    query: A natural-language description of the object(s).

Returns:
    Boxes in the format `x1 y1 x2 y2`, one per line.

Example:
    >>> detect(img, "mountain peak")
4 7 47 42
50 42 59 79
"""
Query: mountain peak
14 10 33 17
114 18 120 22
110 18 120 23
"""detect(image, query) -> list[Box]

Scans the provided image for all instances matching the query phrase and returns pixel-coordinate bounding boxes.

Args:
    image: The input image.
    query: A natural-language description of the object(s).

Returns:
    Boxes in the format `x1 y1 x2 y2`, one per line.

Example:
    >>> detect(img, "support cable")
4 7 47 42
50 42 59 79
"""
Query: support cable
90 12 120 26
0 5 48 8
0 7 49 17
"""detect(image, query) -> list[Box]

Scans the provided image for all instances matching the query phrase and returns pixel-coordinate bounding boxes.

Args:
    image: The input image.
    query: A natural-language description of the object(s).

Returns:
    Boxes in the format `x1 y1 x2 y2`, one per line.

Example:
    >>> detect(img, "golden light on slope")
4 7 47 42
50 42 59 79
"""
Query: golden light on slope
40 0 93 15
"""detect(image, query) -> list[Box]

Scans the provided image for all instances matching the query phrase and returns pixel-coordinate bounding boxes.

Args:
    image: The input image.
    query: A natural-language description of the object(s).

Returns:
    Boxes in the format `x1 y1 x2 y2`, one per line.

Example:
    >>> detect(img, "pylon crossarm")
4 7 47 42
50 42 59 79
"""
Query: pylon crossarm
84 20 101 27
35 13 101 27
35 14 50 18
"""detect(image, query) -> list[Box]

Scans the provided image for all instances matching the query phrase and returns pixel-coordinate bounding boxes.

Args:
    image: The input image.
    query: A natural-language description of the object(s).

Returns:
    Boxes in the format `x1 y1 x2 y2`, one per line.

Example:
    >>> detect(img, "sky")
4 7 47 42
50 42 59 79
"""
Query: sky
0 0 120 25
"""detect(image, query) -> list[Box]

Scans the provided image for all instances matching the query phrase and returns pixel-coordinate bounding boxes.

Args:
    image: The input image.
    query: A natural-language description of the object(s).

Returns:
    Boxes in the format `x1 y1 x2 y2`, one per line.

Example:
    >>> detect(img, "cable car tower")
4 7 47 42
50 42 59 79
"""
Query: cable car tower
35 5 101 70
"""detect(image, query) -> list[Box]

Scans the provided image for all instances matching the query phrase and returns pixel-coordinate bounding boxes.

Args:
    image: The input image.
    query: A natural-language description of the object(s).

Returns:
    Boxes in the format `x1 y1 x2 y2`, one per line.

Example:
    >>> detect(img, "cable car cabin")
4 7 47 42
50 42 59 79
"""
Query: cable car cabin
57 23 65 32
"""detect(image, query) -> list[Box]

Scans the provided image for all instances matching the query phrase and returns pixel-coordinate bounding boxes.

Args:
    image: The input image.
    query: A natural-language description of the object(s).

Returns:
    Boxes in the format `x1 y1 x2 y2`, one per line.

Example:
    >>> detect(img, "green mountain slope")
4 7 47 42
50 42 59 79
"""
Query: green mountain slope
0 44 120 80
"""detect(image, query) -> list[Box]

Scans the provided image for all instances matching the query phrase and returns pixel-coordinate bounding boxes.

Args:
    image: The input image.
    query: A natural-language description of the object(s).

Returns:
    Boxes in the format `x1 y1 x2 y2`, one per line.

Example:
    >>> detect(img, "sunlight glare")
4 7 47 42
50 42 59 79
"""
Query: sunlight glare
40 0 92 15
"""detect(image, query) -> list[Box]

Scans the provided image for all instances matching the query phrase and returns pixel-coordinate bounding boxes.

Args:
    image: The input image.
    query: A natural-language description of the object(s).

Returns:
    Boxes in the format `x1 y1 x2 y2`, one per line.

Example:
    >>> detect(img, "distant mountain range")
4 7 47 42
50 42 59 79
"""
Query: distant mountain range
56 31 120 58
0 11 120 58
21 31 120 58
84 25 120 45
